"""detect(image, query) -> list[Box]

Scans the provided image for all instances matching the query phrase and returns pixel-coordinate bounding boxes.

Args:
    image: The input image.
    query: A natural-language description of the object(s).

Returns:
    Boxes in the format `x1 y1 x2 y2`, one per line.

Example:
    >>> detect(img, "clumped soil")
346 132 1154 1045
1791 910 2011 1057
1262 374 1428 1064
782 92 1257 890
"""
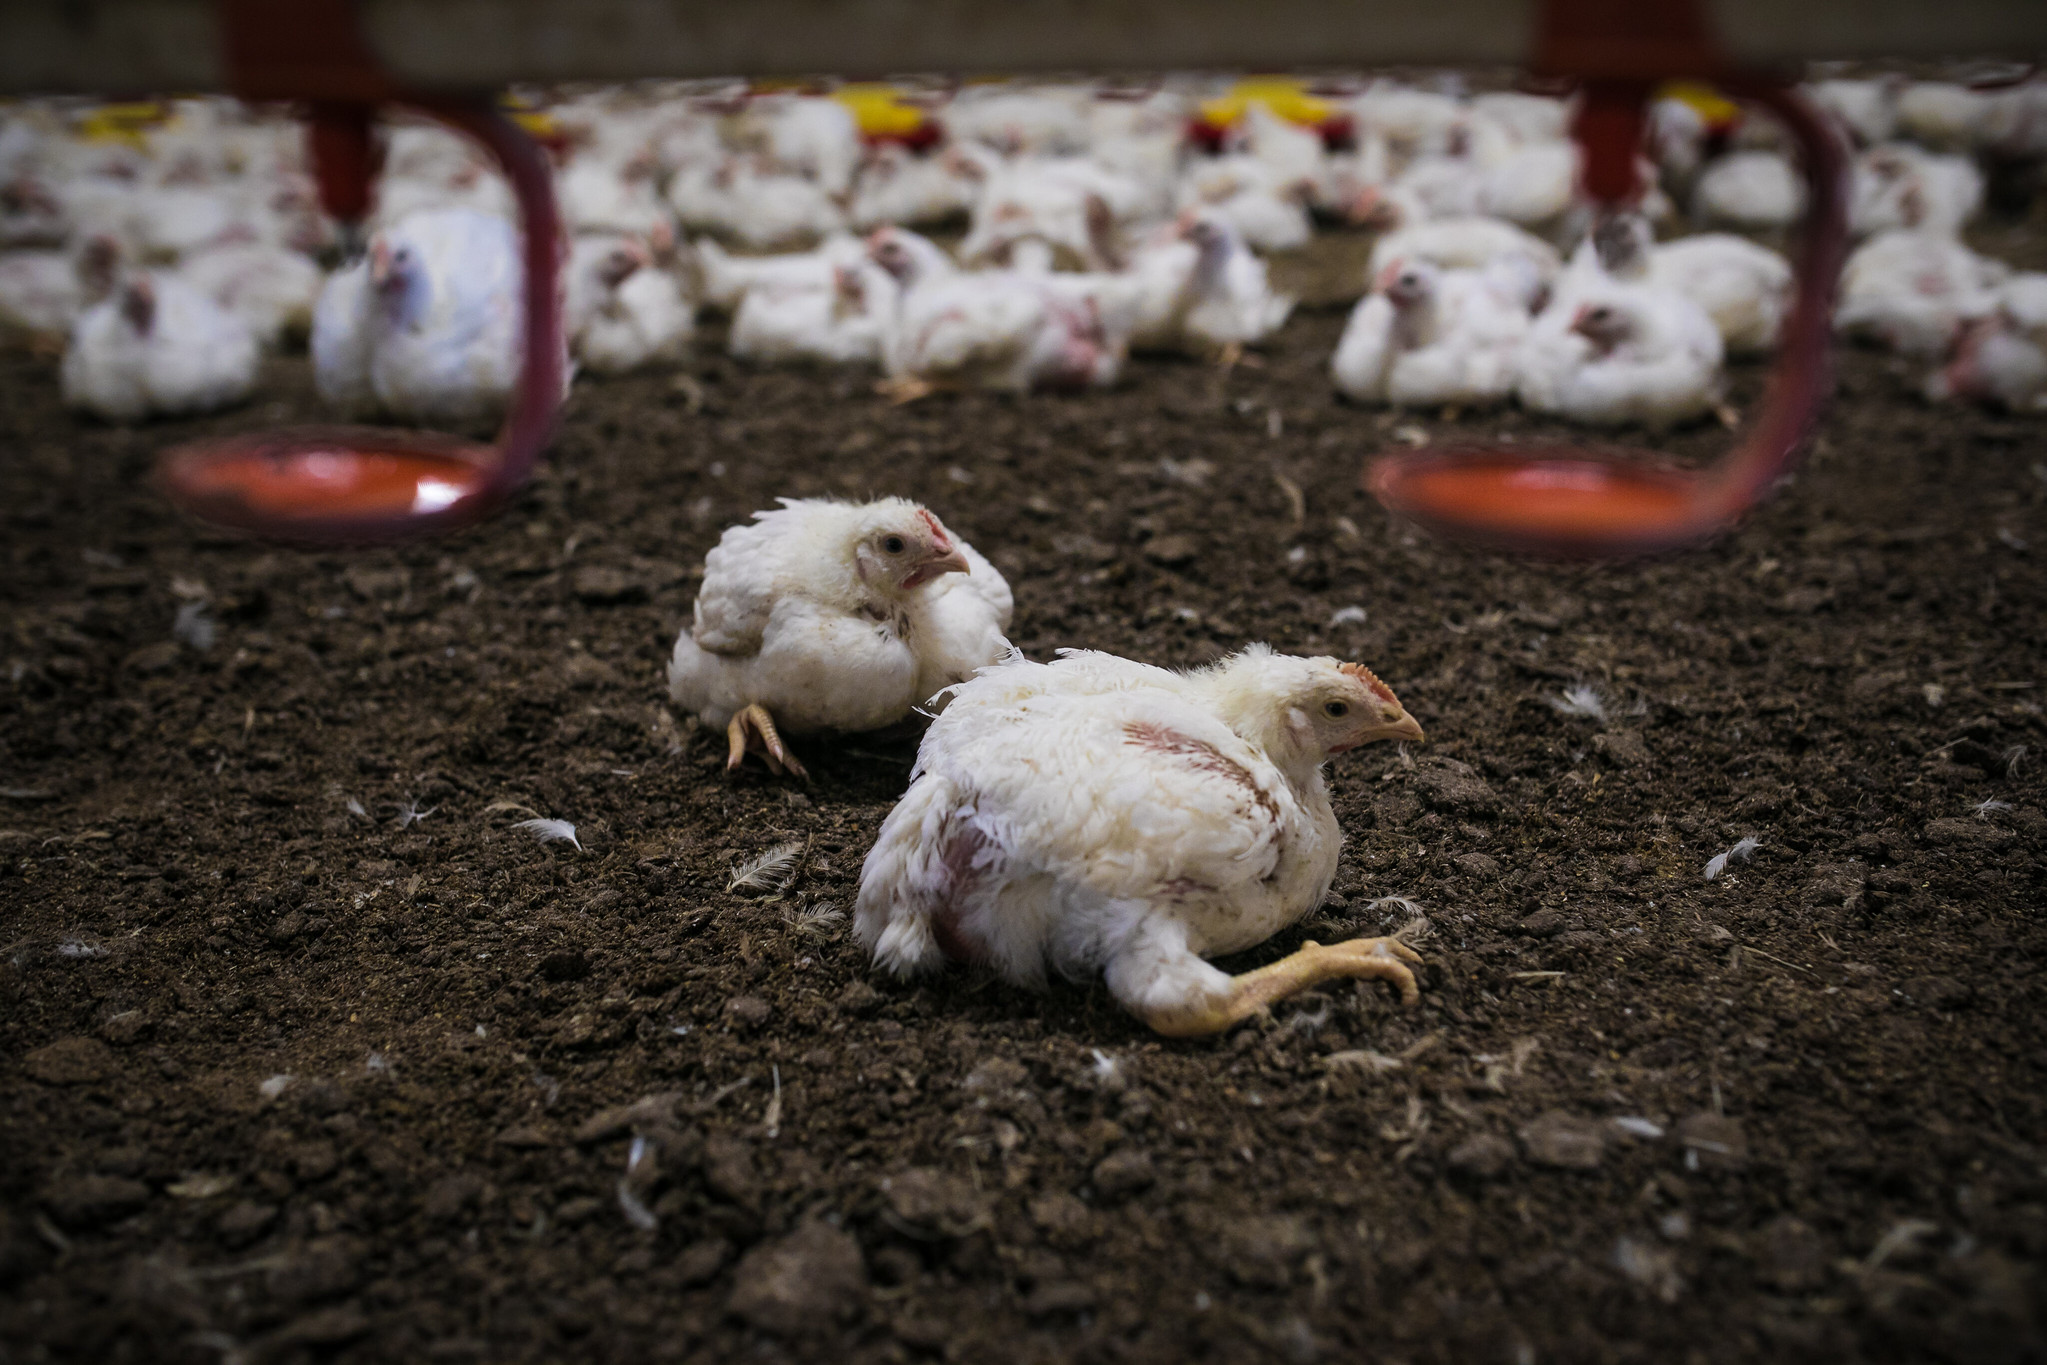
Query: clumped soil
3 241 2045 1365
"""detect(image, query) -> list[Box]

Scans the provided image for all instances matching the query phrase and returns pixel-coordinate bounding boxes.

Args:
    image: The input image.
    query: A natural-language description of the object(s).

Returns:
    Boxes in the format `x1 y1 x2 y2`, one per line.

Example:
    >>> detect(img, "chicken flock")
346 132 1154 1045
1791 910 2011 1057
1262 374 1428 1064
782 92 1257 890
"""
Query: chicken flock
8 71 2047 1032
4 70 2046 424
665 495 1428 1036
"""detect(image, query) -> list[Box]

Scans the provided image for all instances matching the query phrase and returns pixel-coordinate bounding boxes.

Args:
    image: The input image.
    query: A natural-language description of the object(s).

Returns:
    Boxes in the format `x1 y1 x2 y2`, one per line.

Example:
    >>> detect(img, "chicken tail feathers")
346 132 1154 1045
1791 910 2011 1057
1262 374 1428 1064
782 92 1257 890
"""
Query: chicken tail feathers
855 772 972 977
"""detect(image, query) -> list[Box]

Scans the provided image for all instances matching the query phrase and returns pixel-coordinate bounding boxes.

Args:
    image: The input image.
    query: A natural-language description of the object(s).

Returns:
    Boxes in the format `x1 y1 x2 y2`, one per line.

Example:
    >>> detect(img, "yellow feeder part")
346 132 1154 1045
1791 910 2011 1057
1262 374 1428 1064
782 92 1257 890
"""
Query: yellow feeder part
78 102 169 147
497 93 560 141
832 84 929 140
1657 81 1744 133
1198 78 1334 130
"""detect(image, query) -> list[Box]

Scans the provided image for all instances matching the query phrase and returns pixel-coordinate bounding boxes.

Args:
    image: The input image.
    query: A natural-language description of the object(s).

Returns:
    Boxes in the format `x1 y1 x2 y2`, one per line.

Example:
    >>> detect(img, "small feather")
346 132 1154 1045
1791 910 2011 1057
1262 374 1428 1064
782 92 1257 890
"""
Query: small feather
514 818 582 851
729 840 804 894
1548 684 1607 721
1705 835 1761 881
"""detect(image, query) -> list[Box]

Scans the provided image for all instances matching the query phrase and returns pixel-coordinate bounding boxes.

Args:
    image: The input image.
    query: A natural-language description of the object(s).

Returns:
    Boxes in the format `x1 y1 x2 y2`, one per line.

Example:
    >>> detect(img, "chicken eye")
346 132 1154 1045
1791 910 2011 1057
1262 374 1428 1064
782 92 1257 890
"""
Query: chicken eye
882 535 907 555
1323 701 1349 718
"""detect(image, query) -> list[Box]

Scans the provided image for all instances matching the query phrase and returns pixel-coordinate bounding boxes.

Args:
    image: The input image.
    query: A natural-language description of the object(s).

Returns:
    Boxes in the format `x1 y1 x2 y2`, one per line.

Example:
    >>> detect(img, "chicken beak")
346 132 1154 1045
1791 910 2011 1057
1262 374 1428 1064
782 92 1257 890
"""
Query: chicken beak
367 238 395 290
902 546 972 589
1380 712 1426 744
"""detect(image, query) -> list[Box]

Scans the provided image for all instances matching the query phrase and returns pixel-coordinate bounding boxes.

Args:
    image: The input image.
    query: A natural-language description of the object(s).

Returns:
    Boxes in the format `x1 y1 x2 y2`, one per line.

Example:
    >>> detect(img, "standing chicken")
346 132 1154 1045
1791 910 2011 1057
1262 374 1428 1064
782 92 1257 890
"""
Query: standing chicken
856 646 1427 1036
668 498 1013 779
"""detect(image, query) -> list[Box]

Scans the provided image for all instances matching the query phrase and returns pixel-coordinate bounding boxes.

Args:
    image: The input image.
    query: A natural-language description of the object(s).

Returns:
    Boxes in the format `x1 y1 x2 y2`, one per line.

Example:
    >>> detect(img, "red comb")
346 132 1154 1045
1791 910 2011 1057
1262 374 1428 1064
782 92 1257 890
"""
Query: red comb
917 508 954 551
1338 662 1399 705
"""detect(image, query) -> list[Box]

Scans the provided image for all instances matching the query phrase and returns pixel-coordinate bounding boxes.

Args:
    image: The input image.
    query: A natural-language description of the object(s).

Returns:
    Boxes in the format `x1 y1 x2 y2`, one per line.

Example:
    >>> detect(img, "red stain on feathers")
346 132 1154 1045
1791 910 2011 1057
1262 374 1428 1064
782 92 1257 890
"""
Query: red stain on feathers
1122 721 1279 823
930 815 989 964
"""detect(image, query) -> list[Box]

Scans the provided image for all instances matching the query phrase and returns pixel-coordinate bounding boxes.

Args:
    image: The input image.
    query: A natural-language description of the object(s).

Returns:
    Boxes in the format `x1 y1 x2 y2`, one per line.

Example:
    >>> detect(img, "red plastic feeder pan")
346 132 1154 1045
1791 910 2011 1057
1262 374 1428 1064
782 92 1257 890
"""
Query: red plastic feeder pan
1365 69 1852 557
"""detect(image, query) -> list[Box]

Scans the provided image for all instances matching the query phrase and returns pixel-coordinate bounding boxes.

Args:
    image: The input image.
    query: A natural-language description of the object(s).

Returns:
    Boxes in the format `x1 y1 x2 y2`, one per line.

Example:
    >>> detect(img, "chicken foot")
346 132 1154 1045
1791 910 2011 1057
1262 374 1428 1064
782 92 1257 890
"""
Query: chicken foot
1139 937 1424 1038
725 703 810 780
874 375 936 405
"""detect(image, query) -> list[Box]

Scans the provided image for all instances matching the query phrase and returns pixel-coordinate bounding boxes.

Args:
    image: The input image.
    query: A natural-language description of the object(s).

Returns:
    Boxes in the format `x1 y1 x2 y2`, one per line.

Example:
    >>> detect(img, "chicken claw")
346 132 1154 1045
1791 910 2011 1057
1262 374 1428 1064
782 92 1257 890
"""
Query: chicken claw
725 703 809 781
1143 937 1424 1038
874 375 935 405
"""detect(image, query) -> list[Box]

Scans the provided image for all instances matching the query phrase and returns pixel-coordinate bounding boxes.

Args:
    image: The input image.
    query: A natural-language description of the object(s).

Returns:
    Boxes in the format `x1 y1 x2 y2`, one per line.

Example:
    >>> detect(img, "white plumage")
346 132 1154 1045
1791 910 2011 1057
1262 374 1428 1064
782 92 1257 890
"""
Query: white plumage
564 232 693 374
668 497 1013 778
855 646 1427 1036
1583 216 1792 356
869 227 1127 397
728 260 896 368
1835 228 2006 359
693 232 867 314
1927 273 2047 412
1517 277 1724 429
311 207 559 423
1691 150 1806 232
1332 256 1532 407
61 269 258 421
178 240 323 349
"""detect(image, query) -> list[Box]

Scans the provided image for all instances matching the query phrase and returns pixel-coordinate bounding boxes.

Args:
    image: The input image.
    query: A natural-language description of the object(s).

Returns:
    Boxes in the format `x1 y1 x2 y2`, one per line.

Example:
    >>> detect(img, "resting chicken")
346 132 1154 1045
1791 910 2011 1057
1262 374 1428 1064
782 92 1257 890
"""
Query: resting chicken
856 646 1428 1036
667 498 1013 779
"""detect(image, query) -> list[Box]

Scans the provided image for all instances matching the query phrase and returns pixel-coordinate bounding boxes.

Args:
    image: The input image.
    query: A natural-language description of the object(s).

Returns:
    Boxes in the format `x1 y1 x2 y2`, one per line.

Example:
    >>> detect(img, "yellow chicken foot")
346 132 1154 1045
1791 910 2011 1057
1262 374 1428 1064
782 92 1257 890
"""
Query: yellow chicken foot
874 375 935 405
1140 937 1424 1038
725 703 809 780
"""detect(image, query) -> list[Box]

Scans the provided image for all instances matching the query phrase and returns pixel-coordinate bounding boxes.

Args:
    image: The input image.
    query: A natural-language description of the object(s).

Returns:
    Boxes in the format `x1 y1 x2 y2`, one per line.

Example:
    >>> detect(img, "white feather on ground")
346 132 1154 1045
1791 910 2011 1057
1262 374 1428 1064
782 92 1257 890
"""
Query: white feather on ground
513 818 582 851
1704 836 1761 881
729 840 804 894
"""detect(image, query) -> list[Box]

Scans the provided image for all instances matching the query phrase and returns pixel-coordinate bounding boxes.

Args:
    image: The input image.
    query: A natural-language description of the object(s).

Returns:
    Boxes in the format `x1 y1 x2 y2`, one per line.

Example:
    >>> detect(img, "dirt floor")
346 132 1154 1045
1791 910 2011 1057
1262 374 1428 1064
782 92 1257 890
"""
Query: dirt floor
3 230 2046 1365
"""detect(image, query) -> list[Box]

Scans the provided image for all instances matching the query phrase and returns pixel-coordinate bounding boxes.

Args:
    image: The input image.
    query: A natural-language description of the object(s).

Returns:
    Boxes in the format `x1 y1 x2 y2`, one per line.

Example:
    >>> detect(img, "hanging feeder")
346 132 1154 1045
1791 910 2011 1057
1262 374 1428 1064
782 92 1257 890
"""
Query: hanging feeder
10 0 2028 553
1363 0 1853 557
155 0 565 544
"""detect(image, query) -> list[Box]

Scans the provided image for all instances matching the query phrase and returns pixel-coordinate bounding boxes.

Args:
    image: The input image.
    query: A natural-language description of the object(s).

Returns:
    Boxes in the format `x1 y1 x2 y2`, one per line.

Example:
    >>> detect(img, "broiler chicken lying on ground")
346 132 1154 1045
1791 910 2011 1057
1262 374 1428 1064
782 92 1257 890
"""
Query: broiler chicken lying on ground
1331 255 1534 407
62 268 258 421
856 646 1427 1036
667 498 1013 779
867 226 1128 400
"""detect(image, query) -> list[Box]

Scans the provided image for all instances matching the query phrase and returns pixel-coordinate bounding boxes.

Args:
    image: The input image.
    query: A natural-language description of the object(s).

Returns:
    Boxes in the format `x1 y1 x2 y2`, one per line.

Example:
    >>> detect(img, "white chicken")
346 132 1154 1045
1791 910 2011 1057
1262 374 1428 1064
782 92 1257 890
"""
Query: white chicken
563 232 693 374
945 85 1094 156
848 145 984 231
1926 273 2047 413
1895 82 1996 151
668 156 847 250
61 269 259 421
1516 279 1724 428
1584 215 1793 356
0 234 119 339
1363 203 1562 291
728 259 896 368
178 240 323 349
1807 78 1901 149
959 156 1140 271
1691 150 1806 233
1835 228 2006 359
667 497 1013 778
311 206 555 424
558 155 674 239
855 646 1427 1036
1333 255 1535 407
1125 214 1294 362
693 232 867 314
1848 143 1984 238
868 227 1127 399
1174 155 1314 253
